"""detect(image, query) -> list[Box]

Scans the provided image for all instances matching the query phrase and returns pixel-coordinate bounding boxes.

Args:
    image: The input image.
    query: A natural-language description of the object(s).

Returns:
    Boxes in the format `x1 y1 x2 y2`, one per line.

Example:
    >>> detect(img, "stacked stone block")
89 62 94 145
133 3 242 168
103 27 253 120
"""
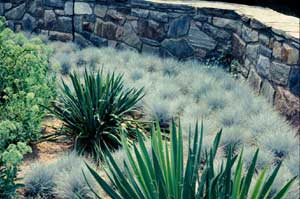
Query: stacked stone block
0 0 299 126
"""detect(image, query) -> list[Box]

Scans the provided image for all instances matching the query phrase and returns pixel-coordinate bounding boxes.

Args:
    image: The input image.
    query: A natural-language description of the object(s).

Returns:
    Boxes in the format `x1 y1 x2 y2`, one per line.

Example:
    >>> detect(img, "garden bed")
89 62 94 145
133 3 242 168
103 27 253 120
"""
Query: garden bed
19 37 299 198
0 8 299 197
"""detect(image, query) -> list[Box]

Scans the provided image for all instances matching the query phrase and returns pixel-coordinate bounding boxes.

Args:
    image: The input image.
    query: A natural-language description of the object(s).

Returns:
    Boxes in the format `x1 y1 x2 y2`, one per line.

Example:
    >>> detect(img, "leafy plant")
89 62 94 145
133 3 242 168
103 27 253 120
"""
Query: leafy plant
0 16 54 198
1 142 31 199
48 69 144 161
84 120 297 199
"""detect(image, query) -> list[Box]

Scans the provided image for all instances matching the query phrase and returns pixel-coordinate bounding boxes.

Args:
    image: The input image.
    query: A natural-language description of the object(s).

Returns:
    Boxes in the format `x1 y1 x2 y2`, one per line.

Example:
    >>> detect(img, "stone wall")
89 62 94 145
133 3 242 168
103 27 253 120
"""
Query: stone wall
0 0 299 126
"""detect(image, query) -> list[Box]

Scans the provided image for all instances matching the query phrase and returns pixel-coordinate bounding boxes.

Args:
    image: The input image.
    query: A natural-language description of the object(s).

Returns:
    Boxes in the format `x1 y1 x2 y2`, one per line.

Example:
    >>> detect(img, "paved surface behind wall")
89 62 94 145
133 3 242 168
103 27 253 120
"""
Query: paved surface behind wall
149 0 300 39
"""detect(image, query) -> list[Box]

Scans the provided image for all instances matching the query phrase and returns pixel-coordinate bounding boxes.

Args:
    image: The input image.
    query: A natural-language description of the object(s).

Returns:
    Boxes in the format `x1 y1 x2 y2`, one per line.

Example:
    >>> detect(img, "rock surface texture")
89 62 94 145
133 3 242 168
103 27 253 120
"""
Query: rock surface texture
0 0 299 127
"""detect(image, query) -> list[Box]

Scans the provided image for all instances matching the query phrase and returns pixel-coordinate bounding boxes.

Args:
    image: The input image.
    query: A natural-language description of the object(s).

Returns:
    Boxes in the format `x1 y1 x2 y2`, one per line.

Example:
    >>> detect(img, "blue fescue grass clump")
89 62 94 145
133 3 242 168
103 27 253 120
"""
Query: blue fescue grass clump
47 41 299 197
24 154 98 199
24 163 56 198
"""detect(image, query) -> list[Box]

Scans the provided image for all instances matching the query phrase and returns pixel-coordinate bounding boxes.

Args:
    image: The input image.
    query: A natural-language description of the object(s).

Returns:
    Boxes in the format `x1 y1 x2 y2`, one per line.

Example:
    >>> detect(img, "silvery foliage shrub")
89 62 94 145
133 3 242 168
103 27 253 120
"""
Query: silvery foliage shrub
24 154 97 199
47 42 299 196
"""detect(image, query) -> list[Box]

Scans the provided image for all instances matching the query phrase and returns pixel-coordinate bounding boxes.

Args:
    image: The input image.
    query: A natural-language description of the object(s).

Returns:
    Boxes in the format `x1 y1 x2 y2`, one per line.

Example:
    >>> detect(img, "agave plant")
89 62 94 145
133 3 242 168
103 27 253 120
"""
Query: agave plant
84 120 296 199
47 69 144 161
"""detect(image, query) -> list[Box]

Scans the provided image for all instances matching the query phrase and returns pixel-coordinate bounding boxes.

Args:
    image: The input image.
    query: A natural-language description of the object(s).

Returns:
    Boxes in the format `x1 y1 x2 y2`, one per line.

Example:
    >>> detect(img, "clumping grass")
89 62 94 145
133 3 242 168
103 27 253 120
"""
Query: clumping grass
258 131 298 159
285 151 300 176
54 167 96 199
24 154 99 199
24 163 56 198
243 147 274 170
46 41 299 197
219 125 251 154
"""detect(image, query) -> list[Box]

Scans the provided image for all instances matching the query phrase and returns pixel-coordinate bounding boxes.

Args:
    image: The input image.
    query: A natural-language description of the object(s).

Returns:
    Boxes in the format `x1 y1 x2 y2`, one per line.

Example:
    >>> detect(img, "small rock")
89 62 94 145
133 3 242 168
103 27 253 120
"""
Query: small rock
4 3 12 10
260 80 275 104
132 8 149 18
22 14 37 31
270 62 291 85
94 5 107 18
202 23 231 40
258 34 270 46
187 23 216 50
282 43 299 65
245 44 259 61
137 19 165 42
55 9 65 16
49 31 73 42
274 87 300 127
90 34 108 47
44 0 65 8
149 11 168 23
94 18 118 40
74 2 92 15
0 4 4 15
288 67 300 96
120 22 142 50
167 15 190 38
44 10 56 29
259 45 272 58
162 38 193 59
64 1 73 16
213 17 241 32
106 9 126 25
5 3 26 20
272 41 282 60
247 69 262 93
74 16 82 32
56 17 72 33
82 22 94 32
241 25 258 42
256 55 270 78
75 33 92 48
194 48 207 59
142 44 160 55
232 33 246 60
193 14 209 22
116 43 138 52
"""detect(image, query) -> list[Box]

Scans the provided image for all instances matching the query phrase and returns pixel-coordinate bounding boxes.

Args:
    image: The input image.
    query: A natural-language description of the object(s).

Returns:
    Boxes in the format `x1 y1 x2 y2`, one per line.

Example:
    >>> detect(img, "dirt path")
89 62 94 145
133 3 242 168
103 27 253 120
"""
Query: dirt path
19 118 71 179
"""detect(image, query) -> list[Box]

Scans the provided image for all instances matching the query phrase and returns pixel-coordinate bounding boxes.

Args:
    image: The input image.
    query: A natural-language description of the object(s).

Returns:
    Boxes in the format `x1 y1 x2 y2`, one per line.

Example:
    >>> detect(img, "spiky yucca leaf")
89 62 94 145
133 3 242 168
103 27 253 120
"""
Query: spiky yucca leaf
48 69 144 162
84 121 296 199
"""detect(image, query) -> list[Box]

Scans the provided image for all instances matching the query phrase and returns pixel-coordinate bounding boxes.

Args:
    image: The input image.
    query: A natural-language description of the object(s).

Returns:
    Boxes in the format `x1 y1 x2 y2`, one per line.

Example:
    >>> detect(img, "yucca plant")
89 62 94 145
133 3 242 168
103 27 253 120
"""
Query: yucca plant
84 120 297 199
47 69 144 162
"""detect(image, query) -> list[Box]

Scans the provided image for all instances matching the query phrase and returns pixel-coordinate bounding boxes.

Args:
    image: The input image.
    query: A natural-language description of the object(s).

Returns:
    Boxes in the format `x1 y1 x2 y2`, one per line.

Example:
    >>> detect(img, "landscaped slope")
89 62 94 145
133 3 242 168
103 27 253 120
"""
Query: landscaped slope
46 41 299 198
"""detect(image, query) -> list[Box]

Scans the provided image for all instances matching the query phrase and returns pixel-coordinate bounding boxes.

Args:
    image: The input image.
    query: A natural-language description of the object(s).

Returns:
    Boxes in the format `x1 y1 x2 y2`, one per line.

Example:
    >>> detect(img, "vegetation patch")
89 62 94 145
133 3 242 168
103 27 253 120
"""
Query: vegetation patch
0 17 55 198
43 40 299 198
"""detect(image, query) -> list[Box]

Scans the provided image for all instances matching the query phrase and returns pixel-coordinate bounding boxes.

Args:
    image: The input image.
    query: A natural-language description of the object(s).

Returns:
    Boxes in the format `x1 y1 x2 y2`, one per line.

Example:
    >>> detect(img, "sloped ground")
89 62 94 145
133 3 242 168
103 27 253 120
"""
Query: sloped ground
20 39 299 198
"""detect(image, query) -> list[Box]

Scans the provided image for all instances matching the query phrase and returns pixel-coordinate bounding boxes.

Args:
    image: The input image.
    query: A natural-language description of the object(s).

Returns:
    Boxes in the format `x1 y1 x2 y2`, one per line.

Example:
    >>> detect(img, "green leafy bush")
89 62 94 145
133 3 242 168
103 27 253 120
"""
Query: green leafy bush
48 69 144 162
85 121 296 199
0 18 55 144
0 142 31 198
0 16 55 197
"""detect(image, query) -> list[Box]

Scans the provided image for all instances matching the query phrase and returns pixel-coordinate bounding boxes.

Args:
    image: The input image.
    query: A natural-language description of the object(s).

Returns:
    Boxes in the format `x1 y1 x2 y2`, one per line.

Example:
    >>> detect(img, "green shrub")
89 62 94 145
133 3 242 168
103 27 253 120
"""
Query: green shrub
0 142 31 198
48 69 144 162
84 120 296 199
0 16 55 197
0 18 55 144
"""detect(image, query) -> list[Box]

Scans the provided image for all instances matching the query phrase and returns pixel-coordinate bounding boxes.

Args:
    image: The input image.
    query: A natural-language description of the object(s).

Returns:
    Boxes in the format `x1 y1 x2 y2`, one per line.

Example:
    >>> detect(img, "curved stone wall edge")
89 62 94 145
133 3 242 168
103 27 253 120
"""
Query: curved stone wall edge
0 0 299 127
